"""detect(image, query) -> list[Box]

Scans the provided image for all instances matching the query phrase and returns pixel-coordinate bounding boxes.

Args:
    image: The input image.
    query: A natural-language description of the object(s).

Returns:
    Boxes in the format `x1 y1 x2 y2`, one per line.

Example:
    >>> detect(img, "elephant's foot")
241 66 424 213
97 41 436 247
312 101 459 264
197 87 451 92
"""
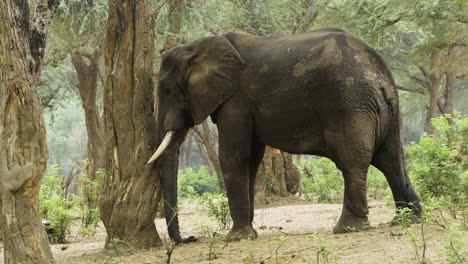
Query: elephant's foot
225 225 258 242
333 215 370 234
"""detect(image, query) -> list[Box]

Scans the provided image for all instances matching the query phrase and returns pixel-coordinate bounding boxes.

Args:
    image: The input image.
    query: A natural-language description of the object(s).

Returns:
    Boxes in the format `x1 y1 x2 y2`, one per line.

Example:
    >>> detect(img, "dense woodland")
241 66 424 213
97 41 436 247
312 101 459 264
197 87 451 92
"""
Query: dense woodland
0 0 466 263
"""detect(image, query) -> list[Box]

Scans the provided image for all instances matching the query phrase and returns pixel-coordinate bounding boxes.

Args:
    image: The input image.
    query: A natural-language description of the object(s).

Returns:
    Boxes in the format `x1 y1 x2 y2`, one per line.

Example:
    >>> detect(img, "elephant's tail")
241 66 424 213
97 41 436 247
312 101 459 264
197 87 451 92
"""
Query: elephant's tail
372 80 421 215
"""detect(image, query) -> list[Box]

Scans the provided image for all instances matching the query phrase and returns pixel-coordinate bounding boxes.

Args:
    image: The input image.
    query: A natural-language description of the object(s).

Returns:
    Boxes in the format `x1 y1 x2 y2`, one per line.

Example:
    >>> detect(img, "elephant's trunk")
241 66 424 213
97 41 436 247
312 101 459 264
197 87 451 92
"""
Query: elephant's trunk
158 129 195 243
159 140 182 243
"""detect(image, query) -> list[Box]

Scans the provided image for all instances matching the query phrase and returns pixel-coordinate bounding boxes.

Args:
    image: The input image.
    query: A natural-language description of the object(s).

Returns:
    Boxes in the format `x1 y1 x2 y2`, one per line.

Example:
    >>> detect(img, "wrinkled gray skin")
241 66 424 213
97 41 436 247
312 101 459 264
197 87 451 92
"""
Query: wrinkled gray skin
155 28 421 243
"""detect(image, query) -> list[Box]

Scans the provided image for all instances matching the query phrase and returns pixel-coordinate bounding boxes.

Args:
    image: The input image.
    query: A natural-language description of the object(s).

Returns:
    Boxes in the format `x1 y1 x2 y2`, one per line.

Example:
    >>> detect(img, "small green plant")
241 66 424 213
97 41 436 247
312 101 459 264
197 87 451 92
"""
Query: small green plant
40 165 75 243
275 236 288 264
104 237 127 258
443 224 467 264
201 193 232 230
308 232 340 264
178 166 221 198
77 168 104 235
197 225 222 261
394 208 428 264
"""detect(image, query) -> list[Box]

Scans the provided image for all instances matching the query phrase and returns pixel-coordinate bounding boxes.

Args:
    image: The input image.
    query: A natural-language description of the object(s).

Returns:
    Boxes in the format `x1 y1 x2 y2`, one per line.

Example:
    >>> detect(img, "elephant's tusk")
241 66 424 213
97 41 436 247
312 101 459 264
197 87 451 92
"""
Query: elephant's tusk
148 130 175 164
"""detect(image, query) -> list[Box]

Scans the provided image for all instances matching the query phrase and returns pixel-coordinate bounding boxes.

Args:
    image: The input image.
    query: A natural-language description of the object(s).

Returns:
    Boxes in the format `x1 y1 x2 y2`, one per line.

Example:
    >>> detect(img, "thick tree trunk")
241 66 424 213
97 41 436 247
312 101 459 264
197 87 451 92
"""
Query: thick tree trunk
256 147 300 198
0 0 60 263
71 51 104 226
99 0 162 249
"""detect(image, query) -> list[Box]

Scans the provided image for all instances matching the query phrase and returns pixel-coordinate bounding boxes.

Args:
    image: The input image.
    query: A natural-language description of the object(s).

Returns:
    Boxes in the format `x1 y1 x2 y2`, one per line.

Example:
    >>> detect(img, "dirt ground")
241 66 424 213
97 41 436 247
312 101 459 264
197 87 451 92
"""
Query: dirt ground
1 199 464 264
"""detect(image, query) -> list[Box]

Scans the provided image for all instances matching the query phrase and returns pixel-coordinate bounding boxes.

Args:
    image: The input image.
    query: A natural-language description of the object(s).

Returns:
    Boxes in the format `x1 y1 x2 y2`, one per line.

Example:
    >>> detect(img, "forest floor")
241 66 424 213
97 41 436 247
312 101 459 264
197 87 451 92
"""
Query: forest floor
1 198 461 264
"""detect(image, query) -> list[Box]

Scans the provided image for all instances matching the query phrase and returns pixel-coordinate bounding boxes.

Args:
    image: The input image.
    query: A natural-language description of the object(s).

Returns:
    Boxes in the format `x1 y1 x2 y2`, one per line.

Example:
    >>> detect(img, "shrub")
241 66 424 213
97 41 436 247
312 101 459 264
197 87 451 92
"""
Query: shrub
178 166 221 198
296 157 343 203
367 166 390 200
406 114 467 219
76 168 104 235
200 193 231 230
40 165 75 243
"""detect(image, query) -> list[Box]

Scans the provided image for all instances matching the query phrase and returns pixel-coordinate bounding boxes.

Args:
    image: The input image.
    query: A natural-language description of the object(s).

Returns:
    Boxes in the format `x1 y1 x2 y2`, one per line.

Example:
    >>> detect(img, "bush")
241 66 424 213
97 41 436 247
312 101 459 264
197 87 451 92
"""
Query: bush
296 156 389 203
76 168 104 235
367 166 390 200
200 193 231 230
296 157 343 203
178 166 221 198
406 114 467 219
40 165 75 243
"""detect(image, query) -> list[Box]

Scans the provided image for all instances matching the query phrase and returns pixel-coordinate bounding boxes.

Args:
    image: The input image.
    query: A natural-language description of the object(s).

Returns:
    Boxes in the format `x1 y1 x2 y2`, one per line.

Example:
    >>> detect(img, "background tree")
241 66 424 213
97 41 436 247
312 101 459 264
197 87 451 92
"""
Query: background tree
0 0 60 263
319 0 467 135
48 0 108 210
99 0 162 248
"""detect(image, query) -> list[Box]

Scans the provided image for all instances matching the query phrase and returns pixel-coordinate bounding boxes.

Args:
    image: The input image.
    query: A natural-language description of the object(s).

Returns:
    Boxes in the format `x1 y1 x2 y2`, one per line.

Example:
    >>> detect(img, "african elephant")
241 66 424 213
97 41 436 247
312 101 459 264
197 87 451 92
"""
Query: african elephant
149 28 421 243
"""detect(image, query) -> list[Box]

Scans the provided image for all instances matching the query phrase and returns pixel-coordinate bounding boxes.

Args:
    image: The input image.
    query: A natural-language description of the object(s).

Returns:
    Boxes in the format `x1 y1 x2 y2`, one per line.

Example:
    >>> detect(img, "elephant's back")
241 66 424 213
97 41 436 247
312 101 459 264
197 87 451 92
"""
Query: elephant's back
225 30 396 151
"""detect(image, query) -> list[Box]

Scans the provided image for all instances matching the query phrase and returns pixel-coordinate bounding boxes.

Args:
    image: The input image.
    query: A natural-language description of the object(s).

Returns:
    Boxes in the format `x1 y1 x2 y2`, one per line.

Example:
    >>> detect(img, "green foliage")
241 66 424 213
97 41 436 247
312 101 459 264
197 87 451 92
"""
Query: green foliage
178 166 221 198
443 224 467 264
196 225 221 260
200 193 231 230
40 165 75 243
307 232 342 264
367 166 390 200
296 157 343 203
406 115 467 219
77 168 104 235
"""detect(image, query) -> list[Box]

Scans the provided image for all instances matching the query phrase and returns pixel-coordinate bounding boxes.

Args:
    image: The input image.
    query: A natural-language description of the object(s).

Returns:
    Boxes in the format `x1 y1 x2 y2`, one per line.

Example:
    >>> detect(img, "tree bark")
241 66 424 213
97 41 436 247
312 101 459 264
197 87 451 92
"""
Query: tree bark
179 133 193 170
444 71 455 118
99 0 162 249
71 51 104 226
193 121 222 177
425 74 442 134
164 0 183 51
256 147 300 198
0 0 60 263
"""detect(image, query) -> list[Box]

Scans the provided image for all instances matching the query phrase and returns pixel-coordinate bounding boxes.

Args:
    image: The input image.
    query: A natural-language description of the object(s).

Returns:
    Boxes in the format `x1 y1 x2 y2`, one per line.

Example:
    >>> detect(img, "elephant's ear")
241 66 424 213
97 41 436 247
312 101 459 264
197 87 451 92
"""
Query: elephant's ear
185 36 244 125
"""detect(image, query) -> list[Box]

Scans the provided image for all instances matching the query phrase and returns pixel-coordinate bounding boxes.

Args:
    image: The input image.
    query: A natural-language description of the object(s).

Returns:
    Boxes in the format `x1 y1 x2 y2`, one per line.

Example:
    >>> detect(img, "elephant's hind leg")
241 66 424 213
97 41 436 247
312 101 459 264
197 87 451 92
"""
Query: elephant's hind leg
324 117 374 233
371 135 421 218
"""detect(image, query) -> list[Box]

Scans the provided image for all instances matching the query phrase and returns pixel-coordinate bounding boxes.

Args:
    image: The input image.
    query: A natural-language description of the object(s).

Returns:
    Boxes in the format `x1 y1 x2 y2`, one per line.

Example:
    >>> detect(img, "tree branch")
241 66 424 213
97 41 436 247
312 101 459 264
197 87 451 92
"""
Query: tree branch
396 85 426 95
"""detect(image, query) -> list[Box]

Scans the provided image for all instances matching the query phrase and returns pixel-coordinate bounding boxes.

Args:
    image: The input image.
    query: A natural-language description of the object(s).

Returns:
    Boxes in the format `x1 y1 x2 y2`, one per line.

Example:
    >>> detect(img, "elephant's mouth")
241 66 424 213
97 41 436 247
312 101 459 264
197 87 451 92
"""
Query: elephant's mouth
147 130 175 164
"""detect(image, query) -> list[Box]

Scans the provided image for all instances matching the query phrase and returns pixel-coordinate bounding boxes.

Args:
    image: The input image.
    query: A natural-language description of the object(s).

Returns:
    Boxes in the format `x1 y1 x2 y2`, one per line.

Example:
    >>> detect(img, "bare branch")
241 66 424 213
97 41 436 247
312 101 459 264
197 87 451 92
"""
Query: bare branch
396 85 426 95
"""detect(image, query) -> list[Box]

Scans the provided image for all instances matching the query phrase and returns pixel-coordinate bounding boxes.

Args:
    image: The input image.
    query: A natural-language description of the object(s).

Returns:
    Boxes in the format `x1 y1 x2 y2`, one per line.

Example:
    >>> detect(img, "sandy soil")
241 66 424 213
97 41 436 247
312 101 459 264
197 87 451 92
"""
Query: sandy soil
1 200 463 264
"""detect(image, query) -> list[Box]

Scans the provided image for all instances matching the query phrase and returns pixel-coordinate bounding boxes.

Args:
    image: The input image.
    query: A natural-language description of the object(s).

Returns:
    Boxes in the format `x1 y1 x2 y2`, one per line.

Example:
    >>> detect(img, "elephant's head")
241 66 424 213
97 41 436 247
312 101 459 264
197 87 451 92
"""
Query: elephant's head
149 36 244 243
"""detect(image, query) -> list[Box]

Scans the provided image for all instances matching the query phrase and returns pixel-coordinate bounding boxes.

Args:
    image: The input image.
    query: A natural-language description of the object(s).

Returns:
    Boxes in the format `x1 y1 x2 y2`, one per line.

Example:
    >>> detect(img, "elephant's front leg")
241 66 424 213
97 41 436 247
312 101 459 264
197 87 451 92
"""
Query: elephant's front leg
216 103 257 242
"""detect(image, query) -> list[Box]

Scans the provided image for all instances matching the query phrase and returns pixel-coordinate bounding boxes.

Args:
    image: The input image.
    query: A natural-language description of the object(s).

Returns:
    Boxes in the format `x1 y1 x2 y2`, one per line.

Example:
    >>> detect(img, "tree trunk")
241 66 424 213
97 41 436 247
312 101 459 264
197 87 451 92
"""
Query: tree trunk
71 51 104 226
164 0 183 51
194 121 222 177
425 74 442 134
256 147 300 198
99 0 162 249
179 132 193 170
444 71 455 119
185 135 193 168
0 0 60 263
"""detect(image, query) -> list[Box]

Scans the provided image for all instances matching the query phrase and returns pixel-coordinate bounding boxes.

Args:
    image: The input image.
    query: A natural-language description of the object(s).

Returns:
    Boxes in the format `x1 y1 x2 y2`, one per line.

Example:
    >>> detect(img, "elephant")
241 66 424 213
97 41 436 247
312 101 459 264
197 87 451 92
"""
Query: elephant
149 28 421 243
